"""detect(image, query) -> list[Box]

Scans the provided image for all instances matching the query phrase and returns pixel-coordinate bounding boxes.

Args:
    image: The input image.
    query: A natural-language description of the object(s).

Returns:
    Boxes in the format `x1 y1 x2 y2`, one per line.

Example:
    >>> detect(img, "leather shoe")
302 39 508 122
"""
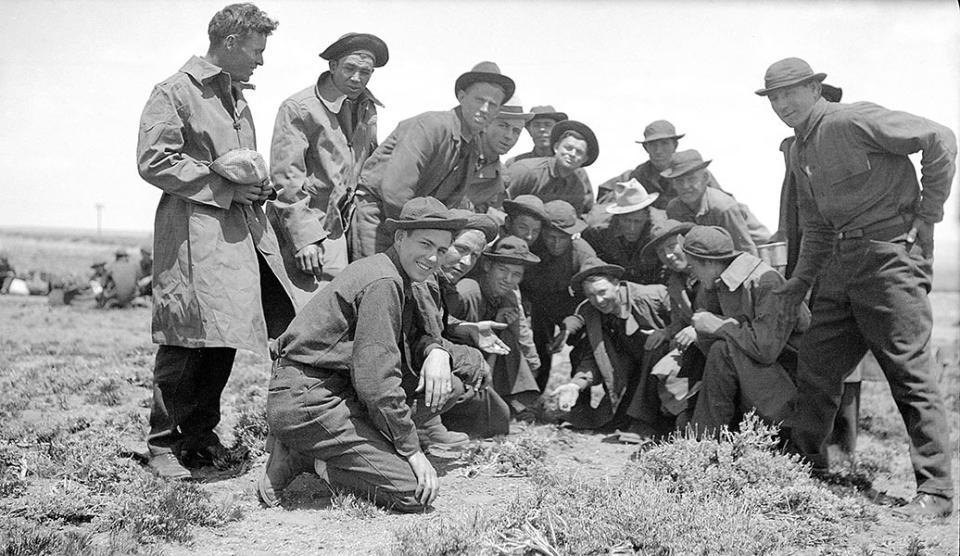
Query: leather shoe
417 415 469 450
257 436 309 507
148 453 192 480
893 493 954 519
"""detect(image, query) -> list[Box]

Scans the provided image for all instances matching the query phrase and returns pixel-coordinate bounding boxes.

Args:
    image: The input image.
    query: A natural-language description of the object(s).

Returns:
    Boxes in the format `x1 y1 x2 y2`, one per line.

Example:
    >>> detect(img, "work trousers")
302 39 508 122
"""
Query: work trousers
147 346 236 456
790 238 953 498
265 360 463 512
691 339 796 436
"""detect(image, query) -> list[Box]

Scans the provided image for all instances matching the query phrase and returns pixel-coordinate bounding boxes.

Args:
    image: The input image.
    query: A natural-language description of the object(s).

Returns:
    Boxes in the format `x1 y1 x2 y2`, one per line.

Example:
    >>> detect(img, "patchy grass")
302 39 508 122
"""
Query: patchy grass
460 428 551 477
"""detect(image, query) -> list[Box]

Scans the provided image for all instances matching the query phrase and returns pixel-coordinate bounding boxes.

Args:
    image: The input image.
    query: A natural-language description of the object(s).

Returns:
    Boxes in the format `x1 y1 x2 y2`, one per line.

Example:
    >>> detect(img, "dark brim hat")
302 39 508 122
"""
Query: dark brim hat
385 197 466 231
483 236 540 266
640 219 695 261
544 200 587 236
448 209 499 243
659 149 711 180
502 195 549 224
455 61 516 103
755 57 826 96
550 120 599 167
527 105 568 124
570 258 625 292
681 225 740 260
319 33 389 68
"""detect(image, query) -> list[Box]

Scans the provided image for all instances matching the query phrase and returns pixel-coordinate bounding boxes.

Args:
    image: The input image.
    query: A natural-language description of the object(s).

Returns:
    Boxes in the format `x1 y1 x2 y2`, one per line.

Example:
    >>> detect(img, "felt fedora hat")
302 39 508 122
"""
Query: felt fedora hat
549 120 599 167
528 105 568 123
570 257 625 292
640 218 695 261
681 225 741 260
502 195 549 223
455 61 516 102
448 209 499 243
544 200 587 236
659 150 712 180
606 178 660 215
319 32 389 67
755 57 826 96
483 235 540 266
636 120 684 144
385 197 466 231
495 94 535 123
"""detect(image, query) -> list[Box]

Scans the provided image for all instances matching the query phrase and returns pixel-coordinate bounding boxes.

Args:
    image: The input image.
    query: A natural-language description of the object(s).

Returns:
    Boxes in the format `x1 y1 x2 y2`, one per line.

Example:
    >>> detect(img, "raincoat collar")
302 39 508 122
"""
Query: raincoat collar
719 253 763 292
314 71 383 113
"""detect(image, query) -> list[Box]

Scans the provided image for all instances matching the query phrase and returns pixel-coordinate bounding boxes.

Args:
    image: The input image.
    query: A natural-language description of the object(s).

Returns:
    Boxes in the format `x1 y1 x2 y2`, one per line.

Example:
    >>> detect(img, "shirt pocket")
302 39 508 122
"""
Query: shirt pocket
820 151 871 186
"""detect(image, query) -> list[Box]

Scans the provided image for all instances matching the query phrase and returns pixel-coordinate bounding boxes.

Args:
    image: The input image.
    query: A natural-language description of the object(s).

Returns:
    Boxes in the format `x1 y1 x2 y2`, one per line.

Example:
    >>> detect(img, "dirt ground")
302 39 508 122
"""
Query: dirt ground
1 232 959 555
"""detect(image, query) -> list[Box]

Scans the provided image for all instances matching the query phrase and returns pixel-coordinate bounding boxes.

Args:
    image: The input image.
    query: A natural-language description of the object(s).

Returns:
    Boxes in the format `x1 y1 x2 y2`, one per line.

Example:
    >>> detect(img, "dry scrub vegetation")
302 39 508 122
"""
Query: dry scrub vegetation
0 231 957 555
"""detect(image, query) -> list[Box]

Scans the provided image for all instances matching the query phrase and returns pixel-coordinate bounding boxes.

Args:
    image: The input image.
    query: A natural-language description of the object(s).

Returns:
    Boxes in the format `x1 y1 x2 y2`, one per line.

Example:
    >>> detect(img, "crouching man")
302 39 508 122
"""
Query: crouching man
259 198 470 512
553 259 670 430
682 226 810 435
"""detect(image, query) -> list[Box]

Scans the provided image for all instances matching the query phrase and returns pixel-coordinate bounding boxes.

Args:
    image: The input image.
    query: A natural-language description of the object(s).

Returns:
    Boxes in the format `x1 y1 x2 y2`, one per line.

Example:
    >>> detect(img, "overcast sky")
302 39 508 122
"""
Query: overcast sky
1 0 957 248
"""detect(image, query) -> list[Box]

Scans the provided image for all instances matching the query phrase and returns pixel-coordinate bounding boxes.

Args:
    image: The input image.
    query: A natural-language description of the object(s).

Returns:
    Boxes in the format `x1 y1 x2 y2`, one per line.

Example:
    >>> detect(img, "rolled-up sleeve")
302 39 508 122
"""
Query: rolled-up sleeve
137 86 234 209
351 279 420 457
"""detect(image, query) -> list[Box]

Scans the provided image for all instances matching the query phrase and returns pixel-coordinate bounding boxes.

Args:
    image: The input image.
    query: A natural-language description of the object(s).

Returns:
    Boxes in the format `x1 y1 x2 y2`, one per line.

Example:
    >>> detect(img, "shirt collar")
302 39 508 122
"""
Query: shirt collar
180 55 256 92
796 98 829 144
385 247 413 294
718 253 763 291
314 71 383 113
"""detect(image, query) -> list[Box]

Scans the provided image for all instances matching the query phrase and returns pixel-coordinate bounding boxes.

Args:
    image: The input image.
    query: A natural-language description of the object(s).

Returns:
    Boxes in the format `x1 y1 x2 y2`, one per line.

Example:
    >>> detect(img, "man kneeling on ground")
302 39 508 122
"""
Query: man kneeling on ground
259 198 471 512
682 226 810 436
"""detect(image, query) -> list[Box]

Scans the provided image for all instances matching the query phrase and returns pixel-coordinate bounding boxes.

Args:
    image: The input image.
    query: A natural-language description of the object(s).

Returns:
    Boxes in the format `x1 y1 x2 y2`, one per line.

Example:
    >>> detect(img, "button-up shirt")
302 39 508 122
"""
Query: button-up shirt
358 108 480 219
269 72 381 248
461 156 507 213
505 156 594 214
788 98 957 285
275 248 442 457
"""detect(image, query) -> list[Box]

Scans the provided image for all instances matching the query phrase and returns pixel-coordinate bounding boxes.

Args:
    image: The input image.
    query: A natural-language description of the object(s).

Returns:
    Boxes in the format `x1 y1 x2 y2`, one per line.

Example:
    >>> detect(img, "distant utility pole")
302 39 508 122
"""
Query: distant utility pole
95 203 104 235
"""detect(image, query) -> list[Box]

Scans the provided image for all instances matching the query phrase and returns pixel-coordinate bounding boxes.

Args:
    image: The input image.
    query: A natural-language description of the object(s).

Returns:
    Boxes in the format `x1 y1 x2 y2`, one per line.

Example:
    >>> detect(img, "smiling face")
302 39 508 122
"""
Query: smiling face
553 135 589 172
505 213 543 245
656 234 689 273
613 210 650 243
457 82 506 137
394 228 454 282
767 81 821 129
484 117 525 155
582 275 620 314
329 52 374 99
527 117 557 150
670 169 709 207
482 260 525 297
219 32 268 83
642 138 678 171
440 229 487 283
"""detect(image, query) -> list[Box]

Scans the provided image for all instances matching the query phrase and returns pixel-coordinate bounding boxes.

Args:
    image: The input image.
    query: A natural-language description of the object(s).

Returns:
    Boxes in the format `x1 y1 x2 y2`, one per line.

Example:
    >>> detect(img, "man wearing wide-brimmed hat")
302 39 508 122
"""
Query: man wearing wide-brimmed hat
449 236 543 421
582 178 667 285
757 57 957 518
507 105 569 164
260 197 480 513
552 258 669 431
500 194 550 246
462 95 536 214
268 33 389 301
678 226 809 439
506 120 599 215
521 200 597 391
351 61 515 258
596 120 724 207
662 150 764 256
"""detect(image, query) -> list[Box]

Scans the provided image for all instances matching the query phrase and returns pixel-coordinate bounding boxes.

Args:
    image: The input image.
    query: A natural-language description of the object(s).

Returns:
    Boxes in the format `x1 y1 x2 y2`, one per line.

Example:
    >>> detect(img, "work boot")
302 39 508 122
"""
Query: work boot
257 436 307 508
148 453 192 480
417 415 469 451
892 493 954 519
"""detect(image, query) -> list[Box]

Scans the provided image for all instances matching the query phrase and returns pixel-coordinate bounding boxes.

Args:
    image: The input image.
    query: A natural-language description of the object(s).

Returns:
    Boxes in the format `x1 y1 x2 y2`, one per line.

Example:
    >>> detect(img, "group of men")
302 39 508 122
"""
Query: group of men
136 3 956 517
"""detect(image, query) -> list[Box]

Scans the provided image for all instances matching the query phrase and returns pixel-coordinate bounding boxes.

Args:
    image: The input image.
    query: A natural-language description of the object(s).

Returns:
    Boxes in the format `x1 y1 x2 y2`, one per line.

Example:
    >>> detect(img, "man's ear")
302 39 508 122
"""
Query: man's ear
455 89 466 103
223 34 238 50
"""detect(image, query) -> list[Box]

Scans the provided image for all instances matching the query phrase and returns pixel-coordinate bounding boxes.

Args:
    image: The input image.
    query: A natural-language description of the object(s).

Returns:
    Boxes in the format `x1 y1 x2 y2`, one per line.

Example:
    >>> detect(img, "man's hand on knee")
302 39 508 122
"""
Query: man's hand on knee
417 349 453 411
406 451 439 507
